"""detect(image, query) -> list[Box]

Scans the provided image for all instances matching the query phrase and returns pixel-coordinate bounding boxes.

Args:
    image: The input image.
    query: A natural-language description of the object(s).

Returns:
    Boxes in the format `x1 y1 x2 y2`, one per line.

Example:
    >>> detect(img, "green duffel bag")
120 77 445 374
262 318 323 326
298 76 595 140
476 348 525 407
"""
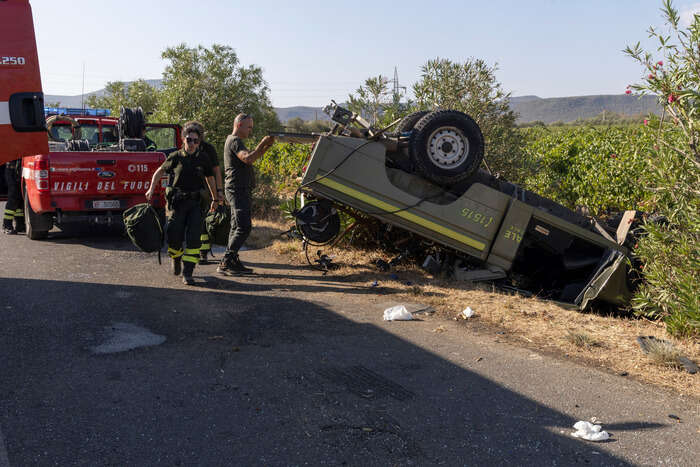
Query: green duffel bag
205 205 231 246
123 203 164 253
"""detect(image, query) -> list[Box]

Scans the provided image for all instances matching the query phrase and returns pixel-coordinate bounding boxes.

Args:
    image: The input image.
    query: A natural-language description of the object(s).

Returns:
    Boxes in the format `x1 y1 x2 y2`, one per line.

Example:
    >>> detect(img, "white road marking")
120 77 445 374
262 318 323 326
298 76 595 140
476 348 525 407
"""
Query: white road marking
0 424 11 467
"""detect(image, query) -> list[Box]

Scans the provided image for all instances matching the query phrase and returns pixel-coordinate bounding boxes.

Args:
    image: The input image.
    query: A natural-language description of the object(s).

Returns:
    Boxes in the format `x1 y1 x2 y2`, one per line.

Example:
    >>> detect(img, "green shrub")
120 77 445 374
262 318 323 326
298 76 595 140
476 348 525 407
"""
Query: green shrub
623 0 700 337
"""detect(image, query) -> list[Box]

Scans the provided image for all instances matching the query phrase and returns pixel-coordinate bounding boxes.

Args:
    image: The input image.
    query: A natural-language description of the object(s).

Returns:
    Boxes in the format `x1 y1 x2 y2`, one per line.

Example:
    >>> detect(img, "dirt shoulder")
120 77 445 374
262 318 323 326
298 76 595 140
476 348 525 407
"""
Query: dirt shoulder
249 218 700 399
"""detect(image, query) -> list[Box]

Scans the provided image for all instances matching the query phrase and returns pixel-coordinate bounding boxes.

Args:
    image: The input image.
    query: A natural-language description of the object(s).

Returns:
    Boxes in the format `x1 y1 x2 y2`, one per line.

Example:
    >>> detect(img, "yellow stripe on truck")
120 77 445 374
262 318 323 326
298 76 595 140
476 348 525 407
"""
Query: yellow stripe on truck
316 178 485 251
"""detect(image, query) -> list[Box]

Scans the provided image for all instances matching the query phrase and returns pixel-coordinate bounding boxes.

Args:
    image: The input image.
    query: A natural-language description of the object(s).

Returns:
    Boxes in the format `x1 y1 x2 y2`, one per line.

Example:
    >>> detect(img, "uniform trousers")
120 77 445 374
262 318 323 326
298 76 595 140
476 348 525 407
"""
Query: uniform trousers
166 198 202 265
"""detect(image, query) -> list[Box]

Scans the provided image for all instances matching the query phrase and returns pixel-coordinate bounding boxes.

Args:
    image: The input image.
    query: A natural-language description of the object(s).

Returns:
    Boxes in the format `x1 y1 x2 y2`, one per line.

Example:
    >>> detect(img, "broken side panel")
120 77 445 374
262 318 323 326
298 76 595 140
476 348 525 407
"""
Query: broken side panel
505 215 630 307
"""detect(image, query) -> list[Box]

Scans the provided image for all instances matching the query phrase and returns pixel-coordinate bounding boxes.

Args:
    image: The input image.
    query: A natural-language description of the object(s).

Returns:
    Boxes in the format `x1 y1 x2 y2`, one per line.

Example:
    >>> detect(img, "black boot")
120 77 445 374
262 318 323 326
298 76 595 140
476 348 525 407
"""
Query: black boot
199 249 211 264
15 219 25 234
171 257 182 276
217 254 253 275
3 220 15 235
182 261 195 285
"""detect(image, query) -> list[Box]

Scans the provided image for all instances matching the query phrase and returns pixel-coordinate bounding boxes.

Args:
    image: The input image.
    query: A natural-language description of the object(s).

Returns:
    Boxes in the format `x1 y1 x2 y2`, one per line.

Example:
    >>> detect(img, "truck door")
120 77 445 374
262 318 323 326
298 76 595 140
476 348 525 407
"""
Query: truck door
0 0 49 166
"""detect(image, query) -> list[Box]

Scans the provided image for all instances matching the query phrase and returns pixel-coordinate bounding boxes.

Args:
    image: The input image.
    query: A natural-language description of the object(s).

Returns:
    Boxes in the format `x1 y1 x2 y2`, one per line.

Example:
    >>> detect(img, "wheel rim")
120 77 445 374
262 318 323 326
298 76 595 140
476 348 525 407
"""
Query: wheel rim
426 126 469 169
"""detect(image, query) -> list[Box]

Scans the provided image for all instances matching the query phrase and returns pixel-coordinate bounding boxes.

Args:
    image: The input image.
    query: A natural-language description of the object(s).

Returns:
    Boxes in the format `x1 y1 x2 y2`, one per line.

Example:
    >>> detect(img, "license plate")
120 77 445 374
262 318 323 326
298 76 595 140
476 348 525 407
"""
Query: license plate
92 200 121 209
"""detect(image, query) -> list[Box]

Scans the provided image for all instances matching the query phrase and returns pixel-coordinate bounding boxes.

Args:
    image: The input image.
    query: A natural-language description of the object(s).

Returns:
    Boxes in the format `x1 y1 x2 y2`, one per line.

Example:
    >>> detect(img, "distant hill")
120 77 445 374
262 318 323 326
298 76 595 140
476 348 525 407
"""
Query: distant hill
509 94 661 123
44 79 164 108
45 81 661 124
275 106 330 123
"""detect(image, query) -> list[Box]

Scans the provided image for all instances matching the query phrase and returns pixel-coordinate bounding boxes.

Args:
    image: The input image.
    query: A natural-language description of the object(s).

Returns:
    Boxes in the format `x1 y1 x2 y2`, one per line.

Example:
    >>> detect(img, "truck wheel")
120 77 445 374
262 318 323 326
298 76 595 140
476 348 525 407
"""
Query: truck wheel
24 188 51 240
397 111 429 134
295 200 340 244
387 111 430 172
409 110 484 185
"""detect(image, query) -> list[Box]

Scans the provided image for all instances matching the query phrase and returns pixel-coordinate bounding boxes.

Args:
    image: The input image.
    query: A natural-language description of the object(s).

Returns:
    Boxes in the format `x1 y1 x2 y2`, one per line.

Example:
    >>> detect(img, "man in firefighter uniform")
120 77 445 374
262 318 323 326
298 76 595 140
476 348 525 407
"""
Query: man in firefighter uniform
186 121 223 263
3 159 25 235
145 123 221 285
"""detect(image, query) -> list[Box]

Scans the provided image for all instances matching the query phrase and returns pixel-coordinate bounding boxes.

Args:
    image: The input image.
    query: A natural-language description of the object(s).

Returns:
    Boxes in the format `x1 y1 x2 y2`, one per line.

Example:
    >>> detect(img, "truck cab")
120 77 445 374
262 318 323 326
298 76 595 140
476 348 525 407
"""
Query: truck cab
1 0 48 198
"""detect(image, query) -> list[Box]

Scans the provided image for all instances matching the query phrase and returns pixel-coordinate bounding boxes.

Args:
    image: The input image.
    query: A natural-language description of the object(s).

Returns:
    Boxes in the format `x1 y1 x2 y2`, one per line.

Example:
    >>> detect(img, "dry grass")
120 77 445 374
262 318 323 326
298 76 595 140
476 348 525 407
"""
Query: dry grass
642 339 684 370
565 332 602 349
252 217 700 399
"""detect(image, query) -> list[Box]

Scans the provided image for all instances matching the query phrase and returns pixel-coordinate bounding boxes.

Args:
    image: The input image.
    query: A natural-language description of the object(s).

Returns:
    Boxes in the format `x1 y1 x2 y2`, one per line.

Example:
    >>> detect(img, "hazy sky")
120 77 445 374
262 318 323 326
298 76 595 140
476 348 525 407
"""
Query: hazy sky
30 0 700 107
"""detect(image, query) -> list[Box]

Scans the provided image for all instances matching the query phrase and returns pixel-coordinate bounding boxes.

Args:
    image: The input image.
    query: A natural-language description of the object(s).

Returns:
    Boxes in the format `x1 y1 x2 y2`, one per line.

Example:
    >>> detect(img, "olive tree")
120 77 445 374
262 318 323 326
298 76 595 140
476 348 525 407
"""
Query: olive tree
86 79 160 117
413 58 526 182
347 75 391 126
154 43 280 156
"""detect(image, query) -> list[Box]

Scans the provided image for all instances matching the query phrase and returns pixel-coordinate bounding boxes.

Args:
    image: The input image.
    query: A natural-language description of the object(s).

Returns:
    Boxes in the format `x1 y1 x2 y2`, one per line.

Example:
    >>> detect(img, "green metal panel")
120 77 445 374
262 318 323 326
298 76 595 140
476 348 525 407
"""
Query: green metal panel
487 200 534 271
302 136 513 259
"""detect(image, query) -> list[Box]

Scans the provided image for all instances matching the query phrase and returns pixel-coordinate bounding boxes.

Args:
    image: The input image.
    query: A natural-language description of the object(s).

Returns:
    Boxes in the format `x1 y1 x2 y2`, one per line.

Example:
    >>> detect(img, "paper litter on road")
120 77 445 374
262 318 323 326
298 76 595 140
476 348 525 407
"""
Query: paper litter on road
571 421 610 441
383 305 414 321
461 307 475 318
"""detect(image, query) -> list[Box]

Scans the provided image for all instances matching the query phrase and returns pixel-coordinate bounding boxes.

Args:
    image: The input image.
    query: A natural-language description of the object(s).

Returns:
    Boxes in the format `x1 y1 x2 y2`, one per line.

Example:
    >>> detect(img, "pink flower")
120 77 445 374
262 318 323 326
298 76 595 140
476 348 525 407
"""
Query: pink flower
648 73 655 79
644 119 648 125
625 89 632 95
668 94 676 103
610 153 617 159
657 60 663 66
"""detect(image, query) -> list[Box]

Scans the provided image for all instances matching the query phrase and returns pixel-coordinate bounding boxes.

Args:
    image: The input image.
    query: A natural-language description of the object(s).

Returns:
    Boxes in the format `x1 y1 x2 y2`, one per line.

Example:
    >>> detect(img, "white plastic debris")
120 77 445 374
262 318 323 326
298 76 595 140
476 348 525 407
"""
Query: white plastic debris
383 305 414 321
571 421 610 442
461 307 475 319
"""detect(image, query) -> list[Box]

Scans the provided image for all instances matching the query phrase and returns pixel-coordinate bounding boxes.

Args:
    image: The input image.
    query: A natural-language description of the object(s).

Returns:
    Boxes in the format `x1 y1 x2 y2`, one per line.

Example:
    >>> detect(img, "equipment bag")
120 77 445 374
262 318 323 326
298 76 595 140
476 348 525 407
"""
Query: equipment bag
205 205 231 246
123 203 164 258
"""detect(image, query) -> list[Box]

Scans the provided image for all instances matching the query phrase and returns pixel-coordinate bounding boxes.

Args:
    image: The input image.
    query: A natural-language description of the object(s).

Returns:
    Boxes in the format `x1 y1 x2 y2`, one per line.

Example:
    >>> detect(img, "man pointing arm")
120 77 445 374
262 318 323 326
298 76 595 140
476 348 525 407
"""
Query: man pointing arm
217 113 275 275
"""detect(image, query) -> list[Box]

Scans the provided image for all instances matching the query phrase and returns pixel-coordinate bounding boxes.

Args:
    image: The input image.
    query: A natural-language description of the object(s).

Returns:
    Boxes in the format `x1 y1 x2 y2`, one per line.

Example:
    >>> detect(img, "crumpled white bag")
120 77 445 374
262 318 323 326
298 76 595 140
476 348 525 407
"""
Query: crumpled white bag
461 307 475 318
383 305 414 321
571 421 610 441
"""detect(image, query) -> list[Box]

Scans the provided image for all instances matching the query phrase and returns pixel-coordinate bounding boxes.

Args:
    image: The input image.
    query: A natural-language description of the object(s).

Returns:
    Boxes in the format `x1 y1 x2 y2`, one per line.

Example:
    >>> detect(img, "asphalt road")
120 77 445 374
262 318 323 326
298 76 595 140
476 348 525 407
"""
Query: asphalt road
1 207 698 466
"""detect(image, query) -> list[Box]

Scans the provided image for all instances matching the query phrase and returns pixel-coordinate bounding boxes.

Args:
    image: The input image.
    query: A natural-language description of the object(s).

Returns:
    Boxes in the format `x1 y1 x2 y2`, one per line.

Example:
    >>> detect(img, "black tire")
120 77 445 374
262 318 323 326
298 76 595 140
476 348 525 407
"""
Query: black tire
296 200 340 244
409 110 484 185
397 111 429 134
24 187 51 240
387 111 430 172
119 106 145 139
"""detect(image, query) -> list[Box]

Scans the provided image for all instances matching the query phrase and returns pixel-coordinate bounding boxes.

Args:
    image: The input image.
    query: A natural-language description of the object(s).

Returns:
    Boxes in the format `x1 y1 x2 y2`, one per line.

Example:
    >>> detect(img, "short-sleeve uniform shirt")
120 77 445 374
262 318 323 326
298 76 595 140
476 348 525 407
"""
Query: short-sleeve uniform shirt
200 140 219 169
161 148 213 192
224 135 254 189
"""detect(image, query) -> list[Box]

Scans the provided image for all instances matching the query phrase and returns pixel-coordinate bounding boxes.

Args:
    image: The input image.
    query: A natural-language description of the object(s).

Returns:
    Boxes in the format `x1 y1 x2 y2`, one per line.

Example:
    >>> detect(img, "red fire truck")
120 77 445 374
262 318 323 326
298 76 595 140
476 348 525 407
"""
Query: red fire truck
1 0 177 239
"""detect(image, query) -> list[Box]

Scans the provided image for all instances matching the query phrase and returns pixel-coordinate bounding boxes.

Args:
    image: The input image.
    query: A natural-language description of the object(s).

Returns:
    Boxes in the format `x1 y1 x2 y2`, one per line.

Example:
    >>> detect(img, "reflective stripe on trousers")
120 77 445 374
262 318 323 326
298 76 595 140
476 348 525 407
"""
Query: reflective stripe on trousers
168 247 183 258
200 233 210 251
183 248 200 264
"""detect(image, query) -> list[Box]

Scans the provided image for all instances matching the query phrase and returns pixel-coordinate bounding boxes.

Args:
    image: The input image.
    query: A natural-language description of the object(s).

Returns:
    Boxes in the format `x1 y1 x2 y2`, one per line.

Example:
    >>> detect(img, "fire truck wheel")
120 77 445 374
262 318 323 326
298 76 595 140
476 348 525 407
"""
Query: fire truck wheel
409 110 484 186
24 187 51 240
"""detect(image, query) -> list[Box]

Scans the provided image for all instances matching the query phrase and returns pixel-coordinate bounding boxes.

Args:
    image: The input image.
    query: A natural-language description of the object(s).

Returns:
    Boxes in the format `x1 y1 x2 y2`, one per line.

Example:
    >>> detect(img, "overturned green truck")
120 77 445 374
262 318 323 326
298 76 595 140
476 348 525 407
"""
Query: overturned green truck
282 103 637 309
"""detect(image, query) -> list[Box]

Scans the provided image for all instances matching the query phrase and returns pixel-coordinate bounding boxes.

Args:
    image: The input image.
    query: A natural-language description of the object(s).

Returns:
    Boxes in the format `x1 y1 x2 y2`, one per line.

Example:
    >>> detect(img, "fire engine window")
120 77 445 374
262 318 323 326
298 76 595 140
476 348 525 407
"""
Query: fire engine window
81 124 99 146
50 124 74 142
102 125 118 143
145 127 176 149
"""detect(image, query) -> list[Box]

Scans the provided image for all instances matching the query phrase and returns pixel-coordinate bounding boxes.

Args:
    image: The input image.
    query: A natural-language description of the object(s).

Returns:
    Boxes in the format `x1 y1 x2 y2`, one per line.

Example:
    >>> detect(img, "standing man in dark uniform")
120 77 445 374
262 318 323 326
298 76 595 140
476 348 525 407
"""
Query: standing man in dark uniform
145 123 221 285
187 121 223 263
3 159 25 234
217 113 274 275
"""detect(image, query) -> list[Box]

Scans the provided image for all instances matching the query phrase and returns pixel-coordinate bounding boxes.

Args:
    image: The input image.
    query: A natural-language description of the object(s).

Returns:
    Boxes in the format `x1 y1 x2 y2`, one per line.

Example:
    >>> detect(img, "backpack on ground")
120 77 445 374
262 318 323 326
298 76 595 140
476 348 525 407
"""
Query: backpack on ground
205 205 231 246
123 203 164 256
